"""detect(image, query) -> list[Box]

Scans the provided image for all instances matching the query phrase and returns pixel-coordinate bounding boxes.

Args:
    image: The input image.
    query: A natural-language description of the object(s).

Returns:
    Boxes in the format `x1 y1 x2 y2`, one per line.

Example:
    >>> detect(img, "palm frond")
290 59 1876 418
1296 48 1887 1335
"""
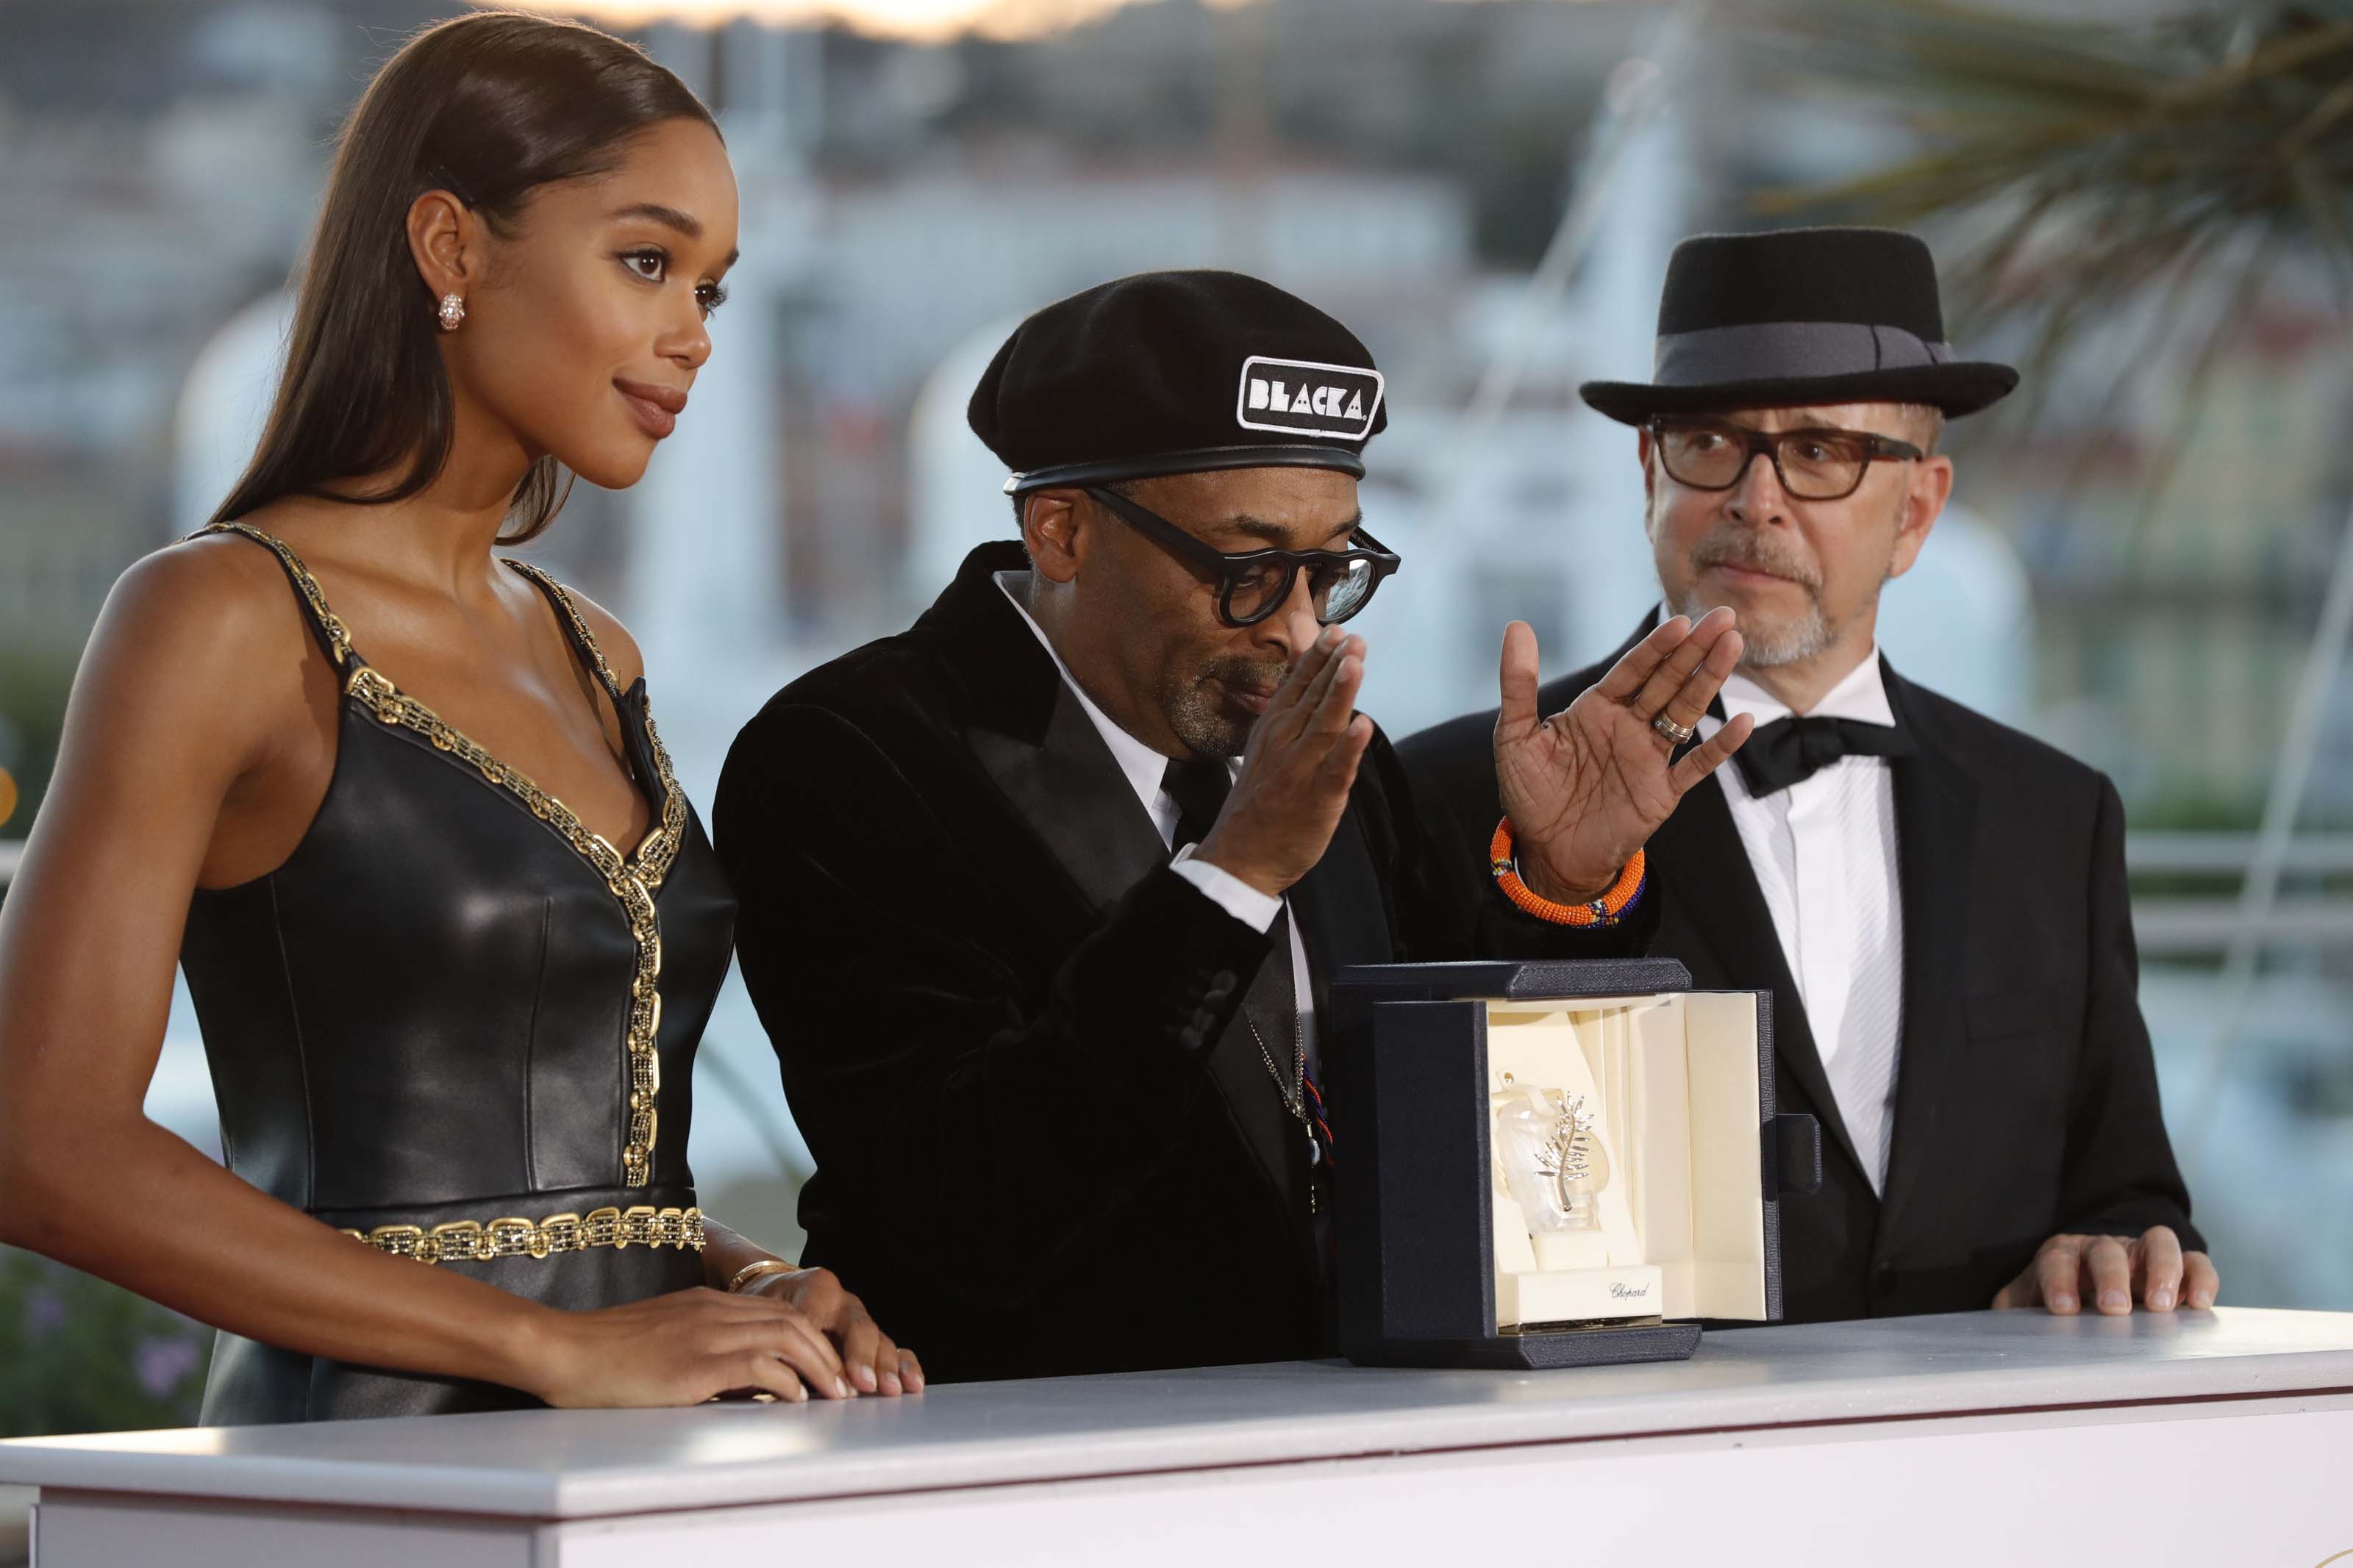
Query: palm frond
1754 0 2353 337
1746 0 2353 546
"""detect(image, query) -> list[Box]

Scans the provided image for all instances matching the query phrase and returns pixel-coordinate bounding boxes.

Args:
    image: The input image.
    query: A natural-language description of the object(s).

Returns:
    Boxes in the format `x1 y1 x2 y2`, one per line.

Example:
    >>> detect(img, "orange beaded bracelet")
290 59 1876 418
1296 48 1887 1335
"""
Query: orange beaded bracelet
1488 818 1646 927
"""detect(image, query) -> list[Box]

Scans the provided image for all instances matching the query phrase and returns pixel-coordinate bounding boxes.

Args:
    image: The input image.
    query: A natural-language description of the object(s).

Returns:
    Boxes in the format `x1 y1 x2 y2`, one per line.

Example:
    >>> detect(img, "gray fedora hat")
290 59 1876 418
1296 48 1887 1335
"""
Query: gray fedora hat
1579 226 2018 426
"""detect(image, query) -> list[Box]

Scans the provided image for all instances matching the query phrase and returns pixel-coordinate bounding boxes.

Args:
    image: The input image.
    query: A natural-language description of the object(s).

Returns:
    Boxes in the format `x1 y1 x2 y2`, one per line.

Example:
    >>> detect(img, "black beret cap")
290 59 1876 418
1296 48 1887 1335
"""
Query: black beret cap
970 269 1389 496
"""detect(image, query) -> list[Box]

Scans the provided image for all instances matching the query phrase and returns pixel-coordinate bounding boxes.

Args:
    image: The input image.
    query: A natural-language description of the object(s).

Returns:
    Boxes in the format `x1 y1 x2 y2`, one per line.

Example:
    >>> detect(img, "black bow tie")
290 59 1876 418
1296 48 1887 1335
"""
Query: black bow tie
1731 713 1913 797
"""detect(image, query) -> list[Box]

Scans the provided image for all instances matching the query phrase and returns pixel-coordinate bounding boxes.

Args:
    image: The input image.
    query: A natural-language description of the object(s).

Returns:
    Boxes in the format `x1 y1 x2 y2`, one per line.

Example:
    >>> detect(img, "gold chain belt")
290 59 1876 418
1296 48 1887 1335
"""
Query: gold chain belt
340 1204 704 1266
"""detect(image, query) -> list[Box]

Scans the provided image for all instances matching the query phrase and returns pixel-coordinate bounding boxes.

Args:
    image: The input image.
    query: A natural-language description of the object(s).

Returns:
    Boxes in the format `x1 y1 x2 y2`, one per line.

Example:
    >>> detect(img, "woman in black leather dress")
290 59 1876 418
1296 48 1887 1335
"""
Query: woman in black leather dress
0 13 918 1420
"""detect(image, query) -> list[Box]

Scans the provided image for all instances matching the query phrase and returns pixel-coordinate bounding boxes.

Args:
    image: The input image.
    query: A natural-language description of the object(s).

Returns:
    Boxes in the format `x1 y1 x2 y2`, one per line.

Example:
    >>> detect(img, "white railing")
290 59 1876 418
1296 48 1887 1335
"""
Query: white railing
2125 832 2353 874
2124 832 2353 954
2132 898 2353 954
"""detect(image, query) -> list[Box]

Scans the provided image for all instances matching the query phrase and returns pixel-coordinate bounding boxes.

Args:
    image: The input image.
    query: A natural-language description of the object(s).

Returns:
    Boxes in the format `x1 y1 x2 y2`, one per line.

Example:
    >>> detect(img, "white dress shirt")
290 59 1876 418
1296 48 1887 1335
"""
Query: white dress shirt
996 574 1318 1064
1695 640 1906 1193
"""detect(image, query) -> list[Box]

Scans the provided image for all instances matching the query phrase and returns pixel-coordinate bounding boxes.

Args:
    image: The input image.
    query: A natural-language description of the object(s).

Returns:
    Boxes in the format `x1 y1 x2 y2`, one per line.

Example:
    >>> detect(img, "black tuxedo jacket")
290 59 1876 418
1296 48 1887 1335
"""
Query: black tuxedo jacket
713 543 1652 1383
1397 618 2201 1323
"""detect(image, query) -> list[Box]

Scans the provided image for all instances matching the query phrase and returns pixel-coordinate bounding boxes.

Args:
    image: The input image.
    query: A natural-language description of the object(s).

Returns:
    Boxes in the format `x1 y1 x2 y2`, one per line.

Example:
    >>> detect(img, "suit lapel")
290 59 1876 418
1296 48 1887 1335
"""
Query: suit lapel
1286 806 1392 1028
967 683 1168 915
949 556 1171 916
1204 805 1389 1241
1874 662 1979 1238
1201 975 1307 1222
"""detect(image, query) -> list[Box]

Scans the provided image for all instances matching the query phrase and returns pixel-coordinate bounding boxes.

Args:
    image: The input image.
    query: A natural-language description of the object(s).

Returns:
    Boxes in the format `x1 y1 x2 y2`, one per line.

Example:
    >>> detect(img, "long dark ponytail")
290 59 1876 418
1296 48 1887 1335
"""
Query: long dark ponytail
213 10 718 544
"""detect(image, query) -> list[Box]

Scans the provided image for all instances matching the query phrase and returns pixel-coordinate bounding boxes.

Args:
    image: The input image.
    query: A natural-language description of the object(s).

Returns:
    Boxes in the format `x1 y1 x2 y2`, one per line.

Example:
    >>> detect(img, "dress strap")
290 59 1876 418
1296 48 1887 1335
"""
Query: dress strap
189 521 360 671
502 559 629 704
501 559 688 896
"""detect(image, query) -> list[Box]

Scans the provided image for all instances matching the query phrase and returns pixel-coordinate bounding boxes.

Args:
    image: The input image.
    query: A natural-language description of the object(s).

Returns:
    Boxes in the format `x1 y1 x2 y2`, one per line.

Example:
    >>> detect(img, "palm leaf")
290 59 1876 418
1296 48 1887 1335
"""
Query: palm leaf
1749 0 2353 534
1755 1 2353 285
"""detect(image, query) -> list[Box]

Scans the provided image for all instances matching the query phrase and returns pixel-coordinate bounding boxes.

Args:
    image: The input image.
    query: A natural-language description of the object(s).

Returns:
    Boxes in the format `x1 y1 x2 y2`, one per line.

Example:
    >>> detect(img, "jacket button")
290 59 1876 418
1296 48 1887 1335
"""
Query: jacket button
1178 1026 1205 1051
1872 1261 1898 1296
1190 1007 1218 1034
1213 969 1238 992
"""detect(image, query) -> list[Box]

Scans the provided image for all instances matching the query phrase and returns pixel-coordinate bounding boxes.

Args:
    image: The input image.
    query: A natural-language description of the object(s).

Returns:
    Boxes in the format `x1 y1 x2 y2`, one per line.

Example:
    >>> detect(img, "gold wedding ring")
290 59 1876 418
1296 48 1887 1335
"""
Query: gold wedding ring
1651 713 1696 745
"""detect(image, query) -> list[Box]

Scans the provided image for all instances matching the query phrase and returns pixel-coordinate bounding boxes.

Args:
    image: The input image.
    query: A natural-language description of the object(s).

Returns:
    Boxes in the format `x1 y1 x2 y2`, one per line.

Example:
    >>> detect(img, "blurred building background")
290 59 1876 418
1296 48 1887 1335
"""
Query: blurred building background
1 0 2349 1444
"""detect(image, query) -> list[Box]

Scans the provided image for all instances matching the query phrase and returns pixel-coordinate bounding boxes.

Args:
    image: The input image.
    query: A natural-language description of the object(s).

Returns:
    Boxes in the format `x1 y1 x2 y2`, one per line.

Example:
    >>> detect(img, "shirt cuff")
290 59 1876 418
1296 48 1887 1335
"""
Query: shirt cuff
1171 845 1282 932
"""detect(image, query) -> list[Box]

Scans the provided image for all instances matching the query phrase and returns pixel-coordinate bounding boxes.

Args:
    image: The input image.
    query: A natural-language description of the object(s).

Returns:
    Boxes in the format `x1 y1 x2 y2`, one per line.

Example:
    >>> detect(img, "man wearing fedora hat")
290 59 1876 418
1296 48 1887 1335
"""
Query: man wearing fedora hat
1402 226 2216 1325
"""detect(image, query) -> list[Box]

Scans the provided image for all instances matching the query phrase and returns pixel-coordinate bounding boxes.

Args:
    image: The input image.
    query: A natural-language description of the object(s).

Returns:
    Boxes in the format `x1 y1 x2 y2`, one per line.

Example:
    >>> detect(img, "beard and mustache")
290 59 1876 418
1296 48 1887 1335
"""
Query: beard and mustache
1163 651 1291 757
1673 524 1883 669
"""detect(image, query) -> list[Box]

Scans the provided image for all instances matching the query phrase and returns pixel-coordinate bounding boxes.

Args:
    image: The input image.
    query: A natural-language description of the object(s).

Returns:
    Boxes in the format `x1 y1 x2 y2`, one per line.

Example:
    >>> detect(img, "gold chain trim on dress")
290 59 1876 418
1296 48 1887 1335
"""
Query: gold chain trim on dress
504 559 626 697
628 702 685 894
341 1204 704 1266
195 521 682 1189
501 559 688 893
198 522 355 667
346 664 669 1186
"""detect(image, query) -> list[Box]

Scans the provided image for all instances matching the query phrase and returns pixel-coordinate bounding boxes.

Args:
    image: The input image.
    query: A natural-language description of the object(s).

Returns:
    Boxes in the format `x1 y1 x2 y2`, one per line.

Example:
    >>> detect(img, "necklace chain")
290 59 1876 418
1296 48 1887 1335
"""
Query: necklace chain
1246 1011 1326 1205
1246 1013 1307 1122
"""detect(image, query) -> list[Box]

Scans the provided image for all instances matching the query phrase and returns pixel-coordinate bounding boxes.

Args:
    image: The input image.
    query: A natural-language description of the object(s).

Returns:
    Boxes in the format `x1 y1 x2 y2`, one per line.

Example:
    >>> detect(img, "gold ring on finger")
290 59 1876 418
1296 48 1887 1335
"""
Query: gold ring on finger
1650 713 1696 746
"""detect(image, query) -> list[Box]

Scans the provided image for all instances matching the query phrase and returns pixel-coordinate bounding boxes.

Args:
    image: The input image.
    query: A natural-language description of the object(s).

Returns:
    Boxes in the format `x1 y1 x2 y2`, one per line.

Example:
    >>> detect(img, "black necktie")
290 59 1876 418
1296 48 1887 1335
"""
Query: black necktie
1161 755 1233 854
1732 714 1914 798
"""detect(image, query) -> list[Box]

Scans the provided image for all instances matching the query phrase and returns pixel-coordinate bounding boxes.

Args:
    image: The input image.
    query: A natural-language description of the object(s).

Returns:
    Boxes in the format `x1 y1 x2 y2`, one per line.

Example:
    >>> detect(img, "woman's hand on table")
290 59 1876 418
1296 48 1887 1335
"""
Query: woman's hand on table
525 1281 893 1407
1990 1225 2218 1315
739 1265 924 1396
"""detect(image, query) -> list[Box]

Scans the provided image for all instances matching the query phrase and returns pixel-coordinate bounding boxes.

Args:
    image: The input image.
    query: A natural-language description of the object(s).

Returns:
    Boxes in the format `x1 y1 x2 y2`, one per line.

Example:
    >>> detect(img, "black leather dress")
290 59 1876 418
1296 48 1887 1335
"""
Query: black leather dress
179 522 737 1424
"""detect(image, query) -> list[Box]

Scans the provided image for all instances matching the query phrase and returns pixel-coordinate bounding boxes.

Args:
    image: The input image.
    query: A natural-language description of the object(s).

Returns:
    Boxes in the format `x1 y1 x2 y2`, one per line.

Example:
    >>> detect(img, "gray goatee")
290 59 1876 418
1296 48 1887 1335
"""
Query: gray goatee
1677 529 1834 668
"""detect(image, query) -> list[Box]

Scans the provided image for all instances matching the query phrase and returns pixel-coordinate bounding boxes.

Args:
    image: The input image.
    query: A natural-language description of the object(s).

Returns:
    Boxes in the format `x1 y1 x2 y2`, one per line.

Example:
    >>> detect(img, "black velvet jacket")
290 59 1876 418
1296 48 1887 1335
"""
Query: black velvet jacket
1398 617 2202 1325
714 543 1653 1383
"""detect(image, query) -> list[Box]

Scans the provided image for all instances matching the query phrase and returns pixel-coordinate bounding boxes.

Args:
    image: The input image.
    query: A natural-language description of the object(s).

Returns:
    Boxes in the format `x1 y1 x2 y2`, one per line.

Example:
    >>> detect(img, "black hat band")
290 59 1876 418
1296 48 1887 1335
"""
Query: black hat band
1653 321 1957 389
1003 443 1367 497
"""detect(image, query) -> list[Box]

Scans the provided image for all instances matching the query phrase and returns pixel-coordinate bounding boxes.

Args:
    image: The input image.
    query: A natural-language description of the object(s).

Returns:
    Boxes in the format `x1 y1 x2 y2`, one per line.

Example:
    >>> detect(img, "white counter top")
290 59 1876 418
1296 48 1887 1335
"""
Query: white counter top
6 1308 2351 1522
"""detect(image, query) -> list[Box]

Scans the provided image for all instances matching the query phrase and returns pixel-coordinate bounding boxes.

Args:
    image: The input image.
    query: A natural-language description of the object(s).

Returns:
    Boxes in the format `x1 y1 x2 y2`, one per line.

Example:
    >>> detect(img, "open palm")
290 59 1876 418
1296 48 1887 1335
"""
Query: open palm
1493 611 1752 902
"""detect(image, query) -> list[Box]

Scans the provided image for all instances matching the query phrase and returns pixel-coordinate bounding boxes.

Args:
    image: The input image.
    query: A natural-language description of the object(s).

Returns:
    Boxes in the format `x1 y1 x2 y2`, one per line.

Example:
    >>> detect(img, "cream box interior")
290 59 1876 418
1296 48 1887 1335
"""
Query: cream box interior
1482 992 1766 1328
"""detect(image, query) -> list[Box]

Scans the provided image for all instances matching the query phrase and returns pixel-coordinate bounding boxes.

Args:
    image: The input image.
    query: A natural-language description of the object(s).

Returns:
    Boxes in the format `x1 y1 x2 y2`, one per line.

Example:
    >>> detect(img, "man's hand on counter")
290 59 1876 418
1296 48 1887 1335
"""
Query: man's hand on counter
1990 1225 2218 1315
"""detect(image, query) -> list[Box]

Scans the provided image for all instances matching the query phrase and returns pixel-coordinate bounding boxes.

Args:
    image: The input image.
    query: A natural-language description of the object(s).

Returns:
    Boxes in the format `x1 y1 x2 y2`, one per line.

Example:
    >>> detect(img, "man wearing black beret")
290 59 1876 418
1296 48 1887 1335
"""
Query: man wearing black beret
1401 227 2217 1325
715 270 1752 1381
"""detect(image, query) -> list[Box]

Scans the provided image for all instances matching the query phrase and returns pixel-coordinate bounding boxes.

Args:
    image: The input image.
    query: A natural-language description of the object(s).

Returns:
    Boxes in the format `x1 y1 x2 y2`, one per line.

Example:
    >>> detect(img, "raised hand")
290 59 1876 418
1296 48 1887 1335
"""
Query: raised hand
1991 1226 2218 1315
1194 612 1375 898
1494 609 1753 903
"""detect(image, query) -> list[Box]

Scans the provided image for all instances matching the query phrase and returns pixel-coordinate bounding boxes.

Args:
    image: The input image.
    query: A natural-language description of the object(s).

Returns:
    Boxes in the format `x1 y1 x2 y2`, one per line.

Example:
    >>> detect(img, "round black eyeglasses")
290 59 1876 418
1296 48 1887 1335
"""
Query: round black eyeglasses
1085 485 1402 629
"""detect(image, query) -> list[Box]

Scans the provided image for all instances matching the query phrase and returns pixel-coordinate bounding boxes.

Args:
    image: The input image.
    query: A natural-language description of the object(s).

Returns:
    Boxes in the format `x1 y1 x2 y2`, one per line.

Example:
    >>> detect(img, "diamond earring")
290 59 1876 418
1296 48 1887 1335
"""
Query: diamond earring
437 293 465 332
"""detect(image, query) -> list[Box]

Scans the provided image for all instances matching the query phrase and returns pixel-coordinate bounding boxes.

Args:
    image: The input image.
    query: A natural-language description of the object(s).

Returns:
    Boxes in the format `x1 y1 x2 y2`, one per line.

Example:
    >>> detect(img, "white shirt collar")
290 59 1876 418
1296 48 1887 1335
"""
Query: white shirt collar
996 571 1175 816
